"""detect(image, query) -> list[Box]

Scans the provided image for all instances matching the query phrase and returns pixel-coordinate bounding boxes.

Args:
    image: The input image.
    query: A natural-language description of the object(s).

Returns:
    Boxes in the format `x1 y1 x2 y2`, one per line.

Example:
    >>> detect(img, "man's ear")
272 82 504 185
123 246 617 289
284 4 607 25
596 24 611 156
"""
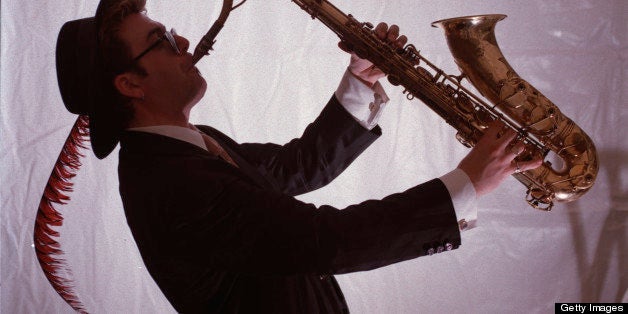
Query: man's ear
113 72 144 99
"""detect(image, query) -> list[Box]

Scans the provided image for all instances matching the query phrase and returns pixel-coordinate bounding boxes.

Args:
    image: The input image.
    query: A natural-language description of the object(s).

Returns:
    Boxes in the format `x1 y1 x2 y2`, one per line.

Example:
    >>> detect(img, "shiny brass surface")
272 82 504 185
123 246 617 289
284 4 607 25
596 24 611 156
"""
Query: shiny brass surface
292 1 598 210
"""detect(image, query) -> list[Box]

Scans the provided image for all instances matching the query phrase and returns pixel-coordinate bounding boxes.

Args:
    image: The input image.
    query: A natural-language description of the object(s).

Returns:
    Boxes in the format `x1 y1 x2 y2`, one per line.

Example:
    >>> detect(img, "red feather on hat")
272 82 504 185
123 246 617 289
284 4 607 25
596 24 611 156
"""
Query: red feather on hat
34 115 90 313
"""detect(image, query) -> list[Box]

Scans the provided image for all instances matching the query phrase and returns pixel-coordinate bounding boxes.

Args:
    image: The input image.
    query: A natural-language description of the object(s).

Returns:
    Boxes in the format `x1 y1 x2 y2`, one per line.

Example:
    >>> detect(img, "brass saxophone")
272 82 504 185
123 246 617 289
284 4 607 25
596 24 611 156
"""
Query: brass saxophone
291 0 598 210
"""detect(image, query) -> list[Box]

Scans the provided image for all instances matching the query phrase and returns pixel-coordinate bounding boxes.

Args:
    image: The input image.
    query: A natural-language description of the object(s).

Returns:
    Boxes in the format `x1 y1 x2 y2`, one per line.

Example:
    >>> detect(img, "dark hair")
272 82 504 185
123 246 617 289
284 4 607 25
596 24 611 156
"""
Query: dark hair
95 0 147 128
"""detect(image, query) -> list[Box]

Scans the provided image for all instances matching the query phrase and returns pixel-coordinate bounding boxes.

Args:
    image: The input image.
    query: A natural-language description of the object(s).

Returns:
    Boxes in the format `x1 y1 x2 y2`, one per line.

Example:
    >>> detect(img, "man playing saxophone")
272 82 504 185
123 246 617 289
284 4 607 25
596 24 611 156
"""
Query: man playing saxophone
55 0 540 312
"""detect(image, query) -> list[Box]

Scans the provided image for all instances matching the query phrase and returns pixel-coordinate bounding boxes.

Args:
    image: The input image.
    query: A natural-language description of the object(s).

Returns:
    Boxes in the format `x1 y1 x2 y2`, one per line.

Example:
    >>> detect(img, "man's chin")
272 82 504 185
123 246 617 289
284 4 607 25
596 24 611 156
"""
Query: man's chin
189 80 208 107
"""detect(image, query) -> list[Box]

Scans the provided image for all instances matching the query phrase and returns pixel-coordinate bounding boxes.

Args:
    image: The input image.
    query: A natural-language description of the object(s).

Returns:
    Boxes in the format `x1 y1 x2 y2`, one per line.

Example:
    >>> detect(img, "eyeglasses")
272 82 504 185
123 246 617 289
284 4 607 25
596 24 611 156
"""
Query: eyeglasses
132 28 181 62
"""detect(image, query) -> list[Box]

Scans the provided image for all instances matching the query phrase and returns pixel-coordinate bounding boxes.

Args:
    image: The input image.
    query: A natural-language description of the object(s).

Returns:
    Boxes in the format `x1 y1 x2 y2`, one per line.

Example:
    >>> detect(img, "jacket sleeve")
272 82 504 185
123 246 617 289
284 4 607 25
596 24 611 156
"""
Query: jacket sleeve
132 160 461 277
201 95 381 196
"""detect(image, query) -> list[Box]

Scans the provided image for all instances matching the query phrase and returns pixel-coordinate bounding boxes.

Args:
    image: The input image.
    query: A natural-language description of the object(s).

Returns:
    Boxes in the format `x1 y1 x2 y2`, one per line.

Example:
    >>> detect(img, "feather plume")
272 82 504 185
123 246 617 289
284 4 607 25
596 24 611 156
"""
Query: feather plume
34 115 90 313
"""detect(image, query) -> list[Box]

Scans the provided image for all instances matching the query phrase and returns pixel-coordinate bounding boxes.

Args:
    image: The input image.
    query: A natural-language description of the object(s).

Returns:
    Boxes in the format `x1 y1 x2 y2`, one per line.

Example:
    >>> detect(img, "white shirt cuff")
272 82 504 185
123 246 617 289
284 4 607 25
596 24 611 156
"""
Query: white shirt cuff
334 69 390 130
439 168 478 232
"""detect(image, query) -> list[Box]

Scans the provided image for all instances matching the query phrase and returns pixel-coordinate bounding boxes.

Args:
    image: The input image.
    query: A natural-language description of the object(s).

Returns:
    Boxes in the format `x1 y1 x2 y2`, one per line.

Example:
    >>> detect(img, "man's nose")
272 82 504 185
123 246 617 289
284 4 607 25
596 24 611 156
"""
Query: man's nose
175 34 190 54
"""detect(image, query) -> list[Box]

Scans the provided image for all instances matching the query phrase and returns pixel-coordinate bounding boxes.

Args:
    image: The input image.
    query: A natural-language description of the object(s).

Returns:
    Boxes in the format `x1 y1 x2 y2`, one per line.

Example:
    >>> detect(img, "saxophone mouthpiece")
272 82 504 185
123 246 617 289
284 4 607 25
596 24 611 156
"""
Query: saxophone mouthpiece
191 39 214 65
191 53 203 66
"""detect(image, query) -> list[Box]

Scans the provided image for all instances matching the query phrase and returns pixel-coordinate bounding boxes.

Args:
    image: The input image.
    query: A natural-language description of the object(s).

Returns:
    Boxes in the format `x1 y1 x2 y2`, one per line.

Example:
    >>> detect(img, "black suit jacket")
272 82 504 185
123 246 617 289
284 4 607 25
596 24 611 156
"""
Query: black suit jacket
118 96 460 313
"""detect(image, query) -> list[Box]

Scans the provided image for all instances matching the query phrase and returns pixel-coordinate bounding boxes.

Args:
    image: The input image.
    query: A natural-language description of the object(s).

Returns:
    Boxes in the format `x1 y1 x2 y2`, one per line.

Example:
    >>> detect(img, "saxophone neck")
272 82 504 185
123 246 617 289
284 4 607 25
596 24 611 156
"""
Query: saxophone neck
192 0 240 65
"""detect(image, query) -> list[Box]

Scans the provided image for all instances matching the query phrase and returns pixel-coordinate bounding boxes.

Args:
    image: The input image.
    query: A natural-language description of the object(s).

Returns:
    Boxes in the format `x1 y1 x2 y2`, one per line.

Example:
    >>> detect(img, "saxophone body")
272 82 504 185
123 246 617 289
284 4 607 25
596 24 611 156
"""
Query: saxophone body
292 0 598 210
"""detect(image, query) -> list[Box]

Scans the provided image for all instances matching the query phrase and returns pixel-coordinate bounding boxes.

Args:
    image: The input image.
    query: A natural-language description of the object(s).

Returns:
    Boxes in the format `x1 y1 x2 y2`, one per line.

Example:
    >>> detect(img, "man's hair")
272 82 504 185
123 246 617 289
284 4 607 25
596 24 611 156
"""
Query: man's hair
96 0 147 128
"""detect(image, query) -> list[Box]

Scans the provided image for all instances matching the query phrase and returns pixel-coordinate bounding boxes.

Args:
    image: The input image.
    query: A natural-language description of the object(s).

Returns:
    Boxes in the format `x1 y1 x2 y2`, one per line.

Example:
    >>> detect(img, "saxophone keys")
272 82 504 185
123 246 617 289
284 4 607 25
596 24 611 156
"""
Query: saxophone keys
455 132 473 148
526 188 554 211
362 21 374 29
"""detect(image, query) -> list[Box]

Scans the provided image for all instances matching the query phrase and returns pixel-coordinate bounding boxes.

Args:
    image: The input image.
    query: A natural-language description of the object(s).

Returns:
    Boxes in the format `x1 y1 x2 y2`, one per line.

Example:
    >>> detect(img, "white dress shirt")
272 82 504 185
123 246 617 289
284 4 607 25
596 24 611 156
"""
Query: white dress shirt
129 68 477 232
335 69 477 231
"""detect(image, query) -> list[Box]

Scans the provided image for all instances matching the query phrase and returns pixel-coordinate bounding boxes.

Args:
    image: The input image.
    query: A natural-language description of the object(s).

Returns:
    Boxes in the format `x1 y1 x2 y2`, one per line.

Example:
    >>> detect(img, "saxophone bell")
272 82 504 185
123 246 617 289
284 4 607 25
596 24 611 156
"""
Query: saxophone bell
433 15 598 210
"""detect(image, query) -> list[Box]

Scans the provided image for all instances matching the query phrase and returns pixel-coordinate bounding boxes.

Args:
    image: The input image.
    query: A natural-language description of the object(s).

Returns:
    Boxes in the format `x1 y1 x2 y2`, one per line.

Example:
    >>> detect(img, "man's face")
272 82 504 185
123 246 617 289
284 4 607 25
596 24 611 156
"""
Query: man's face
118 13 207 113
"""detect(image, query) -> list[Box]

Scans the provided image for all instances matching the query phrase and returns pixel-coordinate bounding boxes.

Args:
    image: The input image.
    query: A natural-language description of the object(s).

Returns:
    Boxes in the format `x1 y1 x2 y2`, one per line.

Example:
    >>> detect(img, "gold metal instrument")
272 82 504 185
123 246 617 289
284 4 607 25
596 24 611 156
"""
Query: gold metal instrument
291 0 598 210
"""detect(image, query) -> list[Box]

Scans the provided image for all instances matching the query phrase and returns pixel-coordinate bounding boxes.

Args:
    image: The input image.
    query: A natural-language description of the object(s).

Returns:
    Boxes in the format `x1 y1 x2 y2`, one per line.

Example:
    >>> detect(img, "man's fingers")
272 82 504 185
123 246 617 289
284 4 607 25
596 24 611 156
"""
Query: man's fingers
482 119 505 138
372 23 406 49
338 41 351 53
512 158 543 173
387 24 400 42
496 129 517 150
506 141 526 157
374 22 388 39
395 35 408 49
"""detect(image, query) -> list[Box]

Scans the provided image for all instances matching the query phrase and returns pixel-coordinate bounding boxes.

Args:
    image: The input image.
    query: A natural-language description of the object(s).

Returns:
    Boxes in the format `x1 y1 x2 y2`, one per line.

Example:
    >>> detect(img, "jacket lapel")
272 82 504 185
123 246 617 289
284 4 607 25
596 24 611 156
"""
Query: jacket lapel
197 126 279 191
121 130 276 191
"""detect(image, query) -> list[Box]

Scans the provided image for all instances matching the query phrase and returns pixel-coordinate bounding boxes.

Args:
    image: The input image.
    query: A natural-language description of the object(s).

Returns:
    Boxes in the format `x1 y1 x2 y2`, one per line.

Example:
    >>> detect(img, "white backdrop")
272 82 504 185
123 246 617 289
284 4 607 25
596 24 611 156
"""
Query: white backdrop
1 0 626 313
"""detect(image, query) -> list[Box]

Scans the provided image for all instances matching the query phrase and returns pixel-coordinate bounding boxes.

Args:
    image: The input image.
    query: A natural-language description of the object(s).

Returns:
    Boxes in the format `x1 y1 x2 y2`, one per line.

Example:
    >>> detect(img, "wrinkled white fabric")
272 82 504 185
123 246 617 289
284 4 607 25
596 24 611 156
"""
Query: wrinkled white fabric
1 1 626 313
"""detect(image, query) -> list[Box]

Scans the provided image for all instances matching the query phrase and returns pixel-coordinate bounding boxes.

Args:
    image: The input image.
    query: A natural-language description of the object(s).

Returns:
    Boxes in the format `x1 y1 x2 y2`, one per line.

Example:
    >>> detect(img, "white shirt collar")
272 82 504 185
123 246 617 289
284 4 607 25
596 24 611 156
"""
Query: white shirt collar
127 125 208 151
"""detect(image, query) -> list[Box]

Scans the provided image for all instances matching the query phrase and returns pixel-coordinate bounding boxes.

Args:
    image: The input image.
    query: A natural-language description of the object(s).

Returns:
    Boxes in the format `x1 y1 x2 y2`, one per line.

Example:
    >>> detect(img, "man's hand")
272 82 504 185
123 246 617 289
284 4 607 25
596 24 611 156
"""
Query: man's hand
458 120 543 196
339 23 408 87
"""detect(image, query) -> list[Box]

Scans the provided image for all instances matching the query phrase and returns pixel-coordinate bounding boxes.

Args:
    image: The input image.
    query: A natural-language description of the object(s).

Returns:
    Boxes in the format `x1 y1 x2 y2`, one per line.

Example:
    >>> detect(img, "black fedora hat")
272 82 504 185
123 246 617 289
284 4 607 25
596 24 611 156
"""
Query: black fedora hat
55 1 127 159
